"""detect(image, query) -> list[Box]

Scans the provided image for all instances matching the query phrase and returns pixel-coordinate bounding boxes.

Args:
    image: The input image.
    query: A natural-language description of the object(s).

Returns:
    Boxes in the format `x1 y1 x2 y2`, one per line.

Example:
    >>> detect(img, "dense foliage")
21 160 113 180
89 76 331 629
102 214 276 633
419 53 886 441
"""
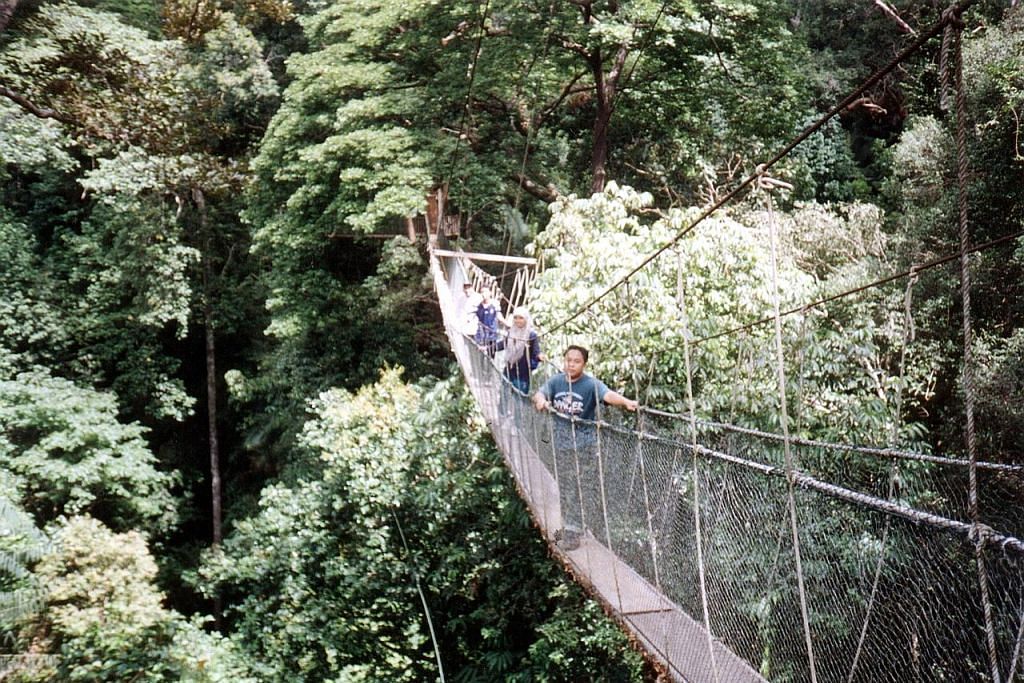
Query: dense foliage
201 369 649 681
0 0 1020 680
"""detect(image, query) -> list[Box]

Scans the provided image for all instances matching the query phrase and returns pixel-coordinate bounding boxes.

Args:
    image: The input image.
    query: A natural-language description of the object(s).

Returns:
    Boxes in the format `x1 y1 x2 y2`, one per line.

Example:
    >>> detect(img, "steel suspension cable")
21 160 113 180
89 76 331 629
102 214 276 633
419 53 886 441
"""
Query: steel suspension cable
443 0 493 197
691 228 1024 347
541 0 978 340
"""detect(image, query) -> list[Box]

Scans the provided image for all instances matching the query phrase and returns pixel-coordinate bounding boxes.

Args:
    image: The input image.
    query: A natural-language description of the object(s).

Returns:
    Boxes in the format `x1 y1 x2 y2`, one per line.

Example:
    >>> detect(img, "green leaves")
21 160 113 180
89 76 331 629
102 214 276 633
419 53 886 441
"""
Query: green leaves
0 371 178 534
11 516 256 683
201 370 645 681
528 183 935 453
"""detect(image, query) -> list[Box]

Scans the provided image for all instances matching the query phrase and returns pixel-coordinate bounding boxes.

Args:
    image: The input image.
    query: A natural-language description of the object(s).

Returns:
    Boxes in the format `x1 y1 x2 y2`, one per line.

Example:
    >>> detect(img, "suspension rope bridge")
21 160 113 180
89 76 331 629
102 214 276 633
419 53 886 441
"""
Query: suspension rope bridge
431 243 1024 682
427 3 1024 680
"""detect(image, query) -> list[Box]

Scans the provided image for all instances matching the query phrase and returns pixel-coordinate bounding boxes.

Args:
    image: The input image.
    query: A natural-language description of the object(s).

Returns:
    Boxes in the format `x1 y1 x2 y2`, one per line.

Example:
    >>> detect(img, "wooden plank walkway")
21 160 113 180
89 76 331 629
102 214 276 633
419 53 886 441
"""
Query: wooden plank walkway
432 251 765 683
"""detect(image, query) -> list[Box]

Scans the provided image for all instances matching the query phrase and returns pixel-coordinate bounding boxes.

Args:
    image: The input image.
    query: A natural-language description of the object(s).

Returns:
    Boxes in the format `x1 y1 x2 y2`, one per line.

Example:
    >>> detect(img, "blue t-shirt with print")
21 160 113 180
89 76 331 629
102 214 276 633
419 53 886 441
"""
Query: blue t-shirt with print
538 372 609 449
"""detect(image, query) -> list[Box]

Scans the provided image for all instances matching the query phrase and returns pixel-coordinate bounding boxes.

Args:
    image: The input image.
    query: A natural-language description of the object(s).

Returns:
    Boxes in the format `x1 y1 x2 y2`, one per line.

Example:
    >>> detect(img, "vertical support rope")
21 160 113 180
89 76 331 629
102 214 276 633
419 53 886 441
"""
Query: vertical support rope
508 268 523 318
549 410 563 537
1008 594 1024 681
678 248 722 681
763 180 819 683
571 416 586 544
846 270 918 682
595 410 628 612
624 281 663 591
945 10 1002 681
577 417 597 575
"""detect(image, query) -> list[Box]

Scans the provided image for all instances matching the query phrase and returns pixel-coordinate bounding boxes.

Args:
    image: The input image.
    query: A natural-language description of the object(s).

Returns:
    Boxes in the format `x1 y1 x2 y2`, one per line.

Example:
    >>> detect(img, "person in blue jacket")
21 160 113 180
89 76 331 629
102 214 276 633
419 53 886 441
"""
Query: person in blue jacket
533 345 638 551
495 306 545 394
474 289 502 353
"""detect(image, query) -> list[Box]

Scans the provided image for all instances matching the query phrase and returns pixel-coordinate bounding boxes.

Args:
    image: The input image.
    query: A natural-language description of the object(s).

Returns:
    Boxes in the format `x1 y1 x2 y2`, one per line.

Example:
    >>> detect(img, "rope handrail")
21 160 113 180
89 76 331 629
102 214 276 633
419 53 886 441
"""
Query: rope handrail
580 415 1024 555
471 354 1024 556
642 409 1024 472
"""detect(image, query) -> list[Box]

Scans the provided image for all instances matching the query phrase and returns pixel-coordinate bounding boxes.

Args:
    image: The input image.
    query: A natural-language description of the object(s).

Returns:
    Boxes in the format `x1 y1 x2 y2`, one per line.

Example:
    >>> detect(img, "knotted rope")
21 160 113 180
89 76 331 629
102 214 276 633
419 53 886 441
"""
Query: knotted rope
943 6 1002 680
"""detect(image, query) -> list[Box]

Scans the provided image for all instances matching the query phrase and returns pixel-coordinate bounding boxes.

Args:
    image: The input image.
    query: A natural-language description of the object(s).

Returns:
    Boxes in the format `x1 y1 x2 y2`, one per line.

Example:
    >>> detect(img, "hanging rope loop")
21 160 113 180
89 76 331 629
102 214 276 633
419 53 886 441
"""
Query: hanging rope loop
941 4 966 30
755 163 794 192
939 5 965 113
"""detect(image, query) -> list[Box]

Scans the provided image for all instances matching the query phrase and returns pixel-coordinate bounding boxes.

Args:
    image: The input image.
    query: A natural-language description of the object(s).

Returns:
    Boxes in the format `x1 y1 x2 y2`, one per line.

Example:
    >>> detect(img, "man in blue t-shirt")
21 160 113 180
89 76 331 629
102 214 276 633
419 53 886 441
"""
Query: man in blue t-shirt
533 345 637 551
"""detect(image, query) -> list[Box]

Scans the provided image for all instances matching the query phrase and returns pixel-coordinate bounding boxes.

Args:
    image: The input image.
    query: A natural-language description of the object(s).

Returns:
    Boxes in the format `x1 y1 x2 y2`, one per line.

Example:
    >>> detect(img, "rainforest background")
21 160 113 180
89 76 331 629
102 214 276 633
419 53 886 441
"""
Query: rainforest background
0 0 1022 680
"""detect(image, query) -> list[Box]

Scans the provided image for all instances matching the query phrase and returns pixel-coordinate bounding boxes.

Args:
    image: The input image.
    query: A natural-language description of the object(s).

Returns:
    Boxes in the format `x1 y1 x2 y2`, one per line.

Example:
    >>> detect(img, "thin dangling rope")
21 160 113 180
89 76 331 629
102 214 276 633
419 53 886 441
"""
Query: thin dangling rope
624 280 663 591
595 401 627 612
1008 592 1024 681
846 269 918 682
678 248 722 681
763 177 819 683
944 8 1002 681
391 508 446 683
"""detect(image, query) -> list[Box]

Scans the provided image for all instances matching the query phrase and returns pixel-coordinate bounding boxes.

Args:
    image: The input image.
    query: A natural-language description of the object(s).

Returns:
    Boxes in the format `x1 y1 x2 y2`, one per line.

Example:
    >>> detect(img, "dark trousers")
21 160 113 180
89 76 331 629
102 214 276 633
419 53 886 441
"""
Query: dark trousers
555 440 607 542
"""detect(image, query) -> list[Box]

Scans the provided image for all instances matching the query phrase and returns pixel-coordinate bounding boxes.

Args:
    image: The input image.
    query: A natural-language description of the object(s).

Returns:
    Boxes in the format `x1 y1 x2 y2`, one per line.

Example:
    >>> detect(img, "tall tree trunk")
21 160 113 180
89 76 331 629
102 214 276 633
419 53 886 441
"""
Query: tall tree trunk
193 186 223 627
590 95 613 194
0 0 20 35
193 187 222 549
585 38 630 194
204 296 221 547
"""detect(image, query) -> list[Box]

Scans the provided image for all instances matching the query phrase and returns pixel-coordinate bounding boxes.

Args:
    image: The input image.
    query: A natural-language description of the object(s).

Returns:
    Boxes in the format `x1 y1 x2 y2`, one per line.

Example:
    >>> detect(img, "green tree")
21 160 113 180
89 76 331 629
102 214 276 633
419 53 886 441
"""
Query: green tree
878 8 1024 457
0 1 283 551
528 184 936 476
200 369 650 681
0 370 177 534
11 516 255 682
0 495 53 681
239 0 812 468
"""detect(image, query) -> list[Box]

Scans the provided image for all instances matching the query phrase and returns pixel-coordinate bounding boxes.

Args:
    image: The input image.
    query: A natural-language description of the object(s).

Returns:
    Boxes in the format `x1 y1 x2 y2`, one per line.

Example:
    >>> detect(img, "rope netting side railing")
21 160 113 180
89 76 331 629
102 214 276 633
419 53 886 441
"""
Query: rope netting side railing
432 248 1024 683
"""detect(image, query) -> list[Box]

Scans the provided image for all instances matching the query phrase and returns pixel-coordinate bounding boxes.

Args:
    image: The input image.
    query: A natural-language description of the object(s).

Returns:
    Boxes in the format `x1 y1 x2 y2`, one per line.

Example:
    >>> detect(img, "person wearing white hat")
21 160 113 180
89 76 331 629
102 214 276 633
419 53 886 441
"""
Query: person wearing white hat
495 306 544 394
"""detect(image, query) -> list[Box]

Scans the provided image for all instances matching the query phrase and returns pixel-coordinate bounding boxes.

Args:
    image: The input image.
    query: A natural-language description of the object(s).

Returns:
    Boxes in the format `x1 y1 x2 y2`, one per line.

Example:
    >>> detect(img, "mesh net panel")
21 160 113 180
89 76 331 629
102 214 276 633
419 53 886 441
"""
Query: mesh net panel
434 253 1024 682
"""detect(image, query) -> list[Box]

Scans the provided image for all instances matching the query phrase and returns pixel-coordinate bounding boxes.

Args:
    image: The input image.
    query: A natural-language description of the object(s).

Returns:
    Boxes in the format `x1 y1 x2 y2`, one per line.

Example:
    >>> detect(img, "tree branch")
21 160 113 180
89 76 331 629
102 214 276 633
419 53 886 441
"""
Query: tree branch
555 34 591 59
511 173 559 203
845 96 888 116
606 44 631 88
706 17 741 86
441 20 471 46
0 84 77 125
539 71 588 121
0 0 20 35
871 0 917 35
